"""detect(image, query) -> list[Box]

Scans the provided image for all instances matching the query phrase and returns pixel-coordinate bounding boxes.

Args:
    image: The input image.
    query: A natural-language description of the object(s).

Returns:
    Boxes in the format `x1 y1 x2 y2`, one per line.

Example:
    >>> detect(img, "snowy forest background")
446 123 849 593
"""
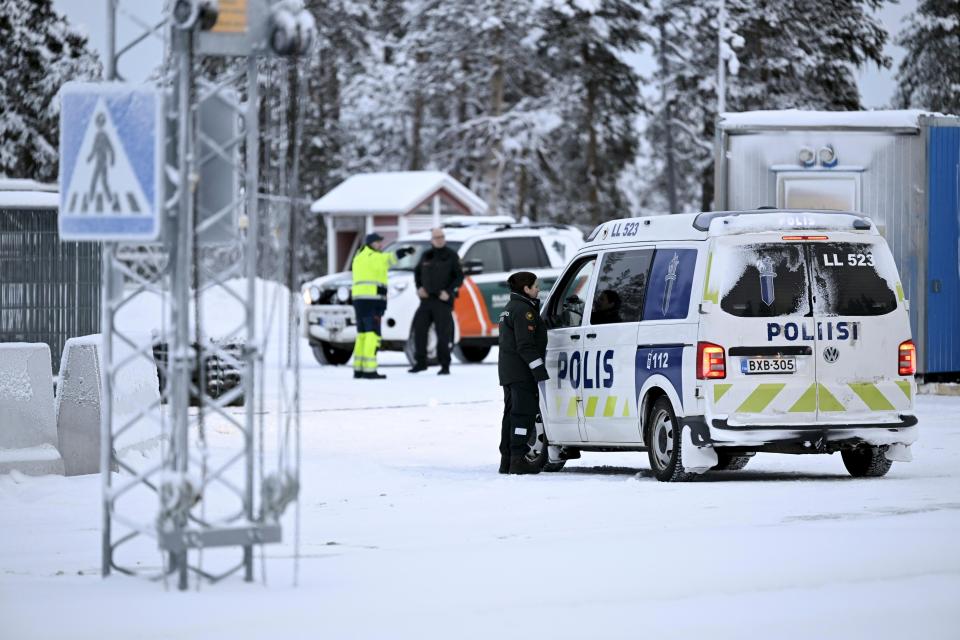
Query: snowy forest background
2 0 958 279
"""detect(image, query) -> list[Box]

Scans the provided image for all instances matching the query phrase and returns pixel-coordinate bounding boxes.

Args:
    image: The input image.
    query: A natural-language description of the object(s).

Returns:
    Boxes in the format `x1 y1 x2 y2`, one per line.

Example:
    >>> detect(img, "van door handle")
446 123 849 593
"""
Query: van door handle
570 334 580 340
586 333 597 339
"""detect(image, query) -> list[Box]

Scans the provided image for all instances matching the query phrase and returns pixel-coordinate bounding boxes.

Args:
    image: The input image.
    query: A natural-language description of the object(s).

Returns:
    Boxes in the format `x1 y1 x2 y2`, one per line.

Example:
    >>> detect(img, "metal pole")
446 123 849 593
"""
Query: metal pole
171 26 195 591
100 245 114 578
717 0 726 116
242 55 260 582
106 0 117 81
100 0 117 581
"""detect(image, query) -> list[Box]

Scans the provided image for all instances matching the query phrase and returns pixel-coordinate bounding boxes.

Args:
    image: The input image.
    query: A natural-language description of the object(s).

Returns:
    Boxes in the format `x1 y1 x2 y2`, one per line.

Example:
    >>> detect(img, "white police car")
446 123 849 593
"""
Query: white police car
530 209 917 481
301 219 583 366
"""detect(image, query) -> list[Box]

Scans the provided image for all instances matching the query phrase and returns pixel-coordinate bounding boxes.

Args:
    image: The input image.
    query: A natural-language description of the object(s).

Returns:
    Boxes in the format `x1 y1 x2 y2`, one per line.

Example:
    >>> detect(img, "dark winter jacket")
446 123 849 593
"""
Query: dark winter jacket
414 246 464 303
498 292 549 386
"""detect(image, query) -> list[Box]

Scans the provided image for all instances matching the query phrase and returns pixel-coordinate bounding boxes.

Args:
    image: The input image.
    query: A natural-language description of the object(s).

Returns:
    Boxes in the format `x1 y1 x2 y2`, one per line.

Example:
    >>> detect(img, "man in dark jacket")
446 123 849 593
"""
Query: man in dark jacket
409 227 464 375
498 271 549 474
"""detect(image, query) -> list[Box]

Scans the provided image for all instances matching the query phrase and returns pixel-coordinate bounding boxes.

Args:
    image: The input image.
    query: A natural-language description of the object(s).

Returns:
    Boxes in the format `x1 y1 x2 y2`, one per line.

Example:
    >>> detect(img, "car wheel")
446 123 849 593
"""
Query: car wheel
712 453 752 471
311 341 352 366
453 344 491 364
841 446 893 477
404 326 439 366
646 396 697 482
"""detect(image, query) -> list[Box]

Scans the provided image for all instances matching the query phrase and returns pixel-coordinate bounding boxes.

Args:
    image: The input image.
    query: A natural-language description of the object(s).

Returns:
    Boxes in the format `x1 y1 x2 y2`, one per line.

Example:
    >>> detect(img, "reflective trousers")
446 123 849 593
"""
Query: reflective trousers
353 299 385 373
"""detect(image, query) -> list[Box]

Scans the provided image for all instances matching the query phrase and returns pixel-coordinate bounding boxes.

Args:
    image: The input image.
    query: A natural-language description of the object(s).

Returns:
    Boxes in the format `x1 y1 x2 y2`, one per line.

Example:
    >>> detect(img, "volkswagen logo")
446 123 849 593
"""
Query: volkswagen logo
823 346 840 363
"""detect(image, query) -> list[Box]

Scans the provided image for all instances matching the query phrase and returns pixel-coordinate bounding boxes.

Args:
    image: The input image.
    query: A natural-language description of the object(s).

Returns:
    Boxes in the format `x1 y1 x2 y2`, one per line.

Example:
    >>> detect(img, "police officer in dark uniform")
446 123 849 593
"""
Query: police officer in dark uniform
409 227 464 375
498 271 549 474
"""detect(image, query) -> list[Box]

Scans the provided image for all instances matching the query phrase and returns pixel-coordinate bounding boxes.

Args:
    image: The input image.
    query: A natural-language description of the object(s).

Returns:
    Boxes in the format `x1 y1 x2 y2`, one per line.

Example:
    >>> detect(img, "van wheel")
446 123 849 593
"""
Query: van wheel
311 341 352 366
713 453 752 471
453 344 491 363
841 446 893 477
646 397 696 482
513 415 548 474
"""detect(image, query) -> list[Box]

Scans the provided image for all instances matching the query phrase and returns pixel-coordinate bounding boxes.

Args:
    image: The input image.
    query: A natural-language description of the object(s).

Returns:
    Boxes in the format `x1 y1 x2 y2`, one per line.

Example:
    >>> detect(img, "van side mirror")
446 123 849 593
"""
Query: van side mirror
463 259 484 276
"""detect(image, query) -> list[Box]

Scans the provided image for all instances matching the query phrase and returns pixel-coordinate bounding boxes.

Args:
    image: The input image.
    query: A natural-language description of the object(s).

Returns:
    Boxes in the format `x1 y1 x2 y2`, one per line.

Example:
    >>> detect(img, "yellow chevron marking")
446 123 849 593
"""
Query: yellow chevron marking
585 396 599 417
818 384 846 412
735 383 785 413
702 252 718 304
896 380 912 400
603 396 618 417
849 383 895 411
566 397 578 418
789 383 817 413
622 398 631 417
714 383 732 403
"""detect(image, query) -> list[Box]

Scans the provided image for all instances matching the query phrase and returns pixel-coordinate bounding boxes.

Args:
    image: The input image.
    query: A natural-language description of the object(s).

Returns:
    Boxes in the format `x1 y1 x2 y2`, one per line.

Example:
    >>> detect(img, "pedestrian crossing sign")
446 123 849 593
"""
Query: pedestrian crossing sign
58 83 163 241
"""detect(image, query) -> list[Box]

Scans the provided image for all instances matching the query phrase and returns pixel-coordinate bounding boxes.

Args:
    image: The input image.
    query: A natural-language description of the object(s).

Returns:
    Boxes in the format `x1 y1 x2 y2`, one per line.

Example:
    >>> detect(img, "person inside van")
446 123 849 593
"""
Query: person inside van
591 289 622 325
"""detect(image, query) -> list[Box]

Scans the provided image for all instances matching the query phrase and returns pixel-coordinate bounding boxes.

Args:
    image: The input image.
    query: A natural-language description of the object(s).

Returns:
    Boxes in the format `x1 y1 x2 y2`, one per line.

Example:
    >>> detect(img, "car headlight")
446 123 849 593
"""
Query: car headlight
336 286 350 303
302 289 312 305
388 281 409 298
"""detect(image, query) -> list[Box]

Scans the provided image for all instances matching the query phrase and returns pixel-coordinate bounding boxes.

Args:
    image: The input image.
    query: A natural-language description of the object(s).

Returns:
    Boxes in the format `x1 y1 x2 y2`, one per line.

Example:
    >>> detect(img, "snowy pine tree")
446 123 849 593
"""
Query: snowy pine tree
895 0 960 114
535 0 647 226
640 0 890 212
0 0 101 182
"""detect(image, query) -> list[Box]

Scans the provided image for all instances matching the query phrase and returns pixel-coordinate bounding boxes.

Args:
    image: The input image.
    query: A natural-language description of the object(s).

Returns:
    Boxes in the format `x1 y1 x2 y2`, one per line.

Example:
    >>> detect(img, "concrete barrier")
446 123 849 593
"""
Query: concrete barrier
0 343 65 475
55 335 161 476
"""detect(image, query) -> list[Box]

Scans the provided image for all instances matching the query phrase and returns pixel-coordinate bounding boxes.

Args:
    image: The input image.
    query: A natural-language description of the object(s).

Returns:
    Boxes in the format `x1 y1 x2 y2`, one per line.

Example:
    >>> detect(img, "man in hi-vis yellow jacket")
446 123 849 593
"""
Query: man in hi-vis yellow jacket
351 233 413 379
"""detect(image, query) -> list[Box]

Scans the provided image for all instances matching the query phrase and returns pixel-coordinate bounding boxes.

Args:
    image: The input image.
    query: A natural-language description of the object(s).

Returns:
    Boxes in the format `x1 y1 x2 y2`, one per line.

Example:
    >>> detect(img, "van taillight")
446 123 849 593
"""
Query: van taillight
898 340 916 376
697 342 726 379
782 235 829 241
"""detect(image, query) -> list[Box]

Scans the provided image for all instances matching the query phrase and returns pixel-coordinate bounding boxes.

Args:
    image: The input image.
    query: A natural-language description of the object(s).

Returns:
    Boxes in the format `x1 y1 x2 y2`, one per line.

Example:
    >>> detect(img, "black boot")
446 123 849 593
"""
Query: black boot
408 363 427 373
437 366 450 375
498 455 510 474
508 455 531 475
363 371 387 379
353 370 363 379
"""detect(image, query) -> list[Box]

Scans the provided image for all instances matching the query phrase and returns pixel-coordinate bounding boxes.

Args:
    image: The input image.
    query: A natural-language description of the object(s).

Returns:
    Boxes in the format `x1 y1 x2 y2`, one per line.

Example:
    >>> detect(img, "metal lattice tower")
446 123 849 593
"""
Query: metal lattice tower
100 0 308 590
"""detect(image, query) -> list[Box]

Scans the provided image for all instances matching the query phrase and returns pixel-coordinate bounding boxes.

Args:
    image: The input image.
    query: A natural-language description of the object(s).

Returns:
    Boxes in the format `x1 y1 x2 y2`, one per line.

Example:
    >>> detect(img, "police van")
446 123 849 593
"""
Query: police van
530 209 918 481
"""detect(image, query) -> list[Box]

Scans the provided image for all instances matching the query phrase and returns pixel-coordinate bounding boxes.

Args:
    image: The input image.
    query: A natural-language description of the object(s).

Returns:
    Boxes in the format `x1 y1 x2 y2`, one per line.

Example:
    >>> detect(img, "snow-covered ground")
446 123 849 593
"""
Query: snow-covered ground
2 348 959 639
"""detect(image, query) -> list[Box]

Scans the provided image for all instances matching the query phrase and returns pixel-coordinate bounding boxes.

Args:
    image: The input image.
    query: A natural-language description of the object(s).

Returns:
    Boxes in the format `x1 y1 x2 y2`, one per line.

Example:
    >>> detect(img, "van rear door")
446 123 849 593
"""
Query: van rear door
808 238 913 424
706 236 818 427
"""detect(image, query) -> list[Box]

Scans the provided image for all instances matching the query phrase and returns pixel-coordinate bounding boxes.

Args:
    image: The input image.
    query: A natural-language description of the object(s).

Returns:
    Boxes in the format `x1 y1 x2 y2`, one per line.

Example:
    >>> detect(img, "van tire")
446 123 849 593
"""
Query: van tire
513 415 549 474
841 446 893 477
311 341 352 366
646 396 696 482
713 454 752 471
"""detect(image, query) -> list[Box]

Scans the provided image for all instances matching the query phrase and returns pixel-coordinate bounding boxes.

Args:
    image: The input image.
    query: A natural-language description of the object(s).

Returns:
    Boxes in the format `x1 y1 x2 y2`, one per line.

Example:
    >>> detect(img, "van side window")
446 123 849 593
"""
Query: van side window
720 244 810 317
591 249 653 325
642 248 698 321
547 256 596 328
463 239 505 273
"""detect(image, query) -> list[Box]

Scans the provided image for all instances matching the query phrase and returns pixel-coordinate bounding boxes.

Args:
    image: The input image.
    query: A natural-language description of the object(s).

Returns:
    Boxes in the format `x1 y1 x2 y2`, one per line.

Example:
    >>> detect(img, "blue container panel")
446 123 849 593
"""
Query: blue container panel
926 126 960 374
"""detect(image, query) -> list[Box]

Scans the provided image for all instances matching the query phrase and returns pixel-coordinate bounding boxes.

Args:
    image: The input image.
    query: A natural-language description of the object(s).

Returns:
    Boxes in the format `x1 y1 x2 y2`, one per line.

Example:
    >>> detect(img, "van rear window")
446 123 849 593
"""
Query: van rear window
718 241 899 318
810 243 897 316
720 244 810 318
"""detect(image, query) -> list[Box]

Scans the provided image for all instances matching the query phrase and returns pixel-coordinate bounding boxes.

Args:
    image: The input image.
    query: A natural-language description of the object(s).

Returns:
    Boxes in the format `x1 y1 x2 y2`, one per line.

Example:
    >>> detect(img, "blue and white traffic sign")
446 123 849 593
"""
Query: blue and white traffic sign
58 82 163 241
